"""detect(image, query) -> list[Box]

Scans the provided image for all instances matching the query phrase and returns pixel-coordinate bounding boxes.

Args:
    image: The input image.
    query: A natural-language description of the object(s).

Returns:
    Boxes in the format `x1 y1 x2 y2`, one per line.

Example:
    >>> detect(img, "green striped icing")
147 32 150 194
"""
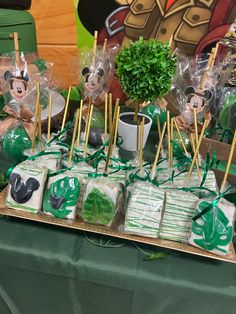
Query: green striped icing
124 182 165 238
159 190 199 242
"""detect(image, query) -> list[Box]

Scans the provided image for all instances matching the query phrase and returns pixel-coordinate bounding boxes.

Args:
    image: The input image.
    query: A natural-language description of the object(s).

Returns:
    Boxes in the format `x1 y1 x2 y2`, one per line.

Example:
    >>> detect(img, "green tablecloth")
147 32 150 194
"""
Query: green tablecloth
0 217 235 314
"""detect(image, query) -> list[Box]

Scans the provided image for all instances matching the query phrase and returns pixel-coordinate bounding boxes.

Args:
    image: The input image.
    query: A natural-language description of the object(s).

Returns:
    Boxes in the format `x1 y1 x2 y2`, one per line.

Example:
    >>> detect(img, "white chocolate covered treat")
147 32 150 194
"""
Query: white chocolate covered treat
124 182 165 238
33 153 61 173
97 160 127 185
159 190 199 242
6 162 48 213
43 170 82 219
82 177 121 226
189 197 235 256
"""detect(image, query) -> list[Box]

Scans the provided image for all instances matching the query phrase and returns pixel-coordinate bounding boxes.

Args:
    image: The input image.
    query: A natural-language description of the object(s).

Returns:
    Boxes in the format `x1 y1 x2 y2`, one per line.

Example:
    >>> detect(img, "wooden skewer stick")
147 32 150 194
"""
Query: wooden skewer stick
13 32 20 67
69 109 80 165
134 103 139 122
199 49 215 90
61 86 72 132
104 105 120 173
157 115 164 155
139 117 145 176
37 99 42 144
220 130 236 193
190 133 201 179
47 94 53 143
92 30 98 68
169 35 174 49
136 120 140 159
76 99 83 149
102 38 107 54
187 120 207 181
167 111 171 167
104 93 108 143
173 118 187 154
211 42 220 66
151 122 167 179
83 104 94 158
113 106 120 147
193 108 201 172
170 117 174 167
109 93 112 133
32 83 40 150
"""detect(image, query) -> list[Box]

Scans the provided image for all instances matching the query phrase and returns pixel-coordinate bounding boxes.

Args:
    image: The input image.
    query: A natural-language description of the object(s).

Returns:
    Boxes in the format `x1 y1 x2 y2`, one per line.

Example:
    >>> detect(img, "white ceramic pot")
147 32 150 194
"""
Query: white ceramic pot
118 112 152 151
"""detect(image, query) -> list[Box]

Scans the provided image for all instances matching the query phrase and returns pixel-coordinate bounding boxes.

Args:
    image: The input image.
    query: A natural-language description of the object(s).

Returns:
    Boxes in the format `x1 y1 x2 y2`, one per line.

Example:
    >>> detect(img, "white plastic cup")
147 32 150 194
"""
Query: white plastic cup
118 112 152 151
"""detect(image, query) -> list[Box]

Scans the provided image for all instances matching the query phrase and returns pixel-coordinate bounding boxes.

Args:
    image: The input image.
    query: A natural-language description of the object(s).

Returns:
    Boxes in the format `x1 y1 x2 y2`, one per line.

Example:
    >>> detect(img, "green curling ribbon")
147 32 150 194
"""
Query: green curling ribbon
200 151 217 187
27 151 61 161
33 58 47 72
47 128 68 145
192 186 231 221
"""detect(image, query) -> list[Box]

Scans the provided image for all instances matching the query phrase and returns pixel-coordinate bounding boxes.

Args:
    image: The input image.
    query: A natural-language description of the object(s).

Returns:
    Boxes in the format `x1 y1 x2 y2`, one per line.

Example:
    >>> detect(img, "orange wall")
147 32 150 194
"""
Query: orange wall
30 0 78 88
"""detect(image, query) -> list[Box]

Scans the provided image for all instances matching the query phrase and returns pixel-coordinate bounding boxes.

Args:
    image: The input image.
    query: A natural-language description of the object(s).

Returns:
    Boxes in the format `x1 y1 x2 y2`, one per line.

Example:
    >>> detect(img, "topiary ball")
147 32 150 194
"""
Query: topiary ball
116 37 176 102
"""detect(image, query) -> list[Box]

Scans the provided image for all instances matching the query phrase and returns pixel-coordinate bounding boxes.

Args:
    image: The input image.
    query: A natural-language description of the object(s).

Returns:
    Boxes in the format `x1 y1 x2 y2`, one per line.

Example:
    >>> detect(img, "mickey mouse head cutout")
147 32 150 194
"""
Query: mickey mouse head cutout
4 70 29 102
81 66 105 97
176 86 213 131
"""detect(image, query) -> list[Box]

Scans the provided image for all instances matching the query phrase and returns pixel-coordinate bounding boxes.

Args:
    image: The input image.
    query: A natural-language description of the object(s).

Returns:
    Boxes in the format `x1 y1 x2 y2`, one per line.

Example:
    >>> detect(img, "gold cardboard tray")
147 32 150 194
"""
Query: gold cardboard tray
0 188 236 263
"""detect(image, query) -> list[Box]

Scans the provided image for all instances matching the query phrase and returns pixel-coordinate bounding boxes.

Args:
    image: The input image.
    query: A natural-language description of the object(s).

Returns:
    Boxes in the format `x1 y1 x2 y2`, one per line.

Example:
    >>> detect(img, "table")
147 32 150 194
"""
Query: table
0 216 235 314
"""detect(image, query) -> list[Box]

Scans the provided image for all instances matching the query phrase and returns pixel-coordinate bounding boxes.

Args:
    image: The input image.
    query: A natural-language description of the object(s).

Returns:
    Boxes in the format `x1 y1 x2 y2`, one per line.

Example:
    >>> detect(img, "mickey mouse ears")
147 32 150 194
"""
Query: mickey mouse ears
184 86 213 102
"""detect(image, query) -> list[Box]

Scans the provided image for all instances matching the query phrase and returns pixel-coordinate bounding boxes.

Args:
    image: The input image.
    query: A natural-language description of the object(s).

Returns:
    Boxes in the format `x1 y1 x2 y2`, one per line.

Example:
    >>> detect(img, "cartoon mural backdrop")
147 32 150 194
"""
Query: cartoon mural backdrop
76 0 235 56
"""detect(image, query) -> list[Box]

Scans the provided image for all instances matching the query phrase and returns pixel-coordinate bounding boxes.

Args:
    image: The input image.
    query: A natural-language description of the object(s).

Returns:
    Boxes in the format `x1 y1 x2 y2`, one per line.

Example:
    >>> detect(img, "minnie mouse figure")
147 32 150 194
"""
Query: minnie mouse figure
176 86 213 132
4 70 29 103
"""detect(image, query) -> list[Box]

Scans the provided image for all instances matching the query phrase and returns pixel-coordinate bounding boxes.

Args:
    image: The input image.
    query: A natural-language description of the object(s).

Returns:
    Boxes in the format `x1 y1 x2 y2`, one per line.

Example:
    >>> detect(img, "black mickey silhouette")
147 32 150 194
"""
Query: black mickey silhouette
49 194 65 210
9 172 40 204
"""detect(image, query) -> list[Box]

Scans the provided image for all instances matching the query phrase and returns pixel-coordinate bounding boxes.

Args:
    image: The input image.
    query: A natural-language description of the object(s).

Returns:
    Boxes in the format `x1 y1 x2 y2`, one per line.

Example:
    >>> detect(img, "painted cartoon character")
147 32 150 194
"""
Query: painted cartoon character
175 86 212 131
77 0 235 55
4 70 29 102
81 66 105 96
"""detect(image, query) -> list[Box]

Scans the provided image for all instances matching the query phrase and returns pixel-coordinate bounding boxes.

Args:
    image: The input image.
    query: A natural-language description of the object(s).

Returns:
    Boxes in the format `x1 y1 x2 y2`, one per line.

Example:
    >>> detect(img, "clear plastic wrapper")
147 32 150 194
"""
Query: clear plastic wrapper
6 160 48 213
82 177 123 227
217 87 236 130
28 152 61 173
171 52 220 131
43 170 82 220
0 52 54 168
159 189 199 243
124 182 165 238
189 197 235 256
78 44 119 103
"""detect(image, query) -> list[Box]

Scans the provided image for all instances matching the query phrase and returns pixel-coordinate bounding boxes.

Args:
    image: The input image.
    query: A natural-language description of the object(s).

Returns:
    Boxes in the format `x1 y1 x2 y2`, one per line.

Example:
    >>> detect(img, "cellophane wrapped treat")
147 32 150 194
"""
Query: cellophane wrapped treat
82 177 122 226
30 152 61 173
159 189 199 242
189 197 235 256
43 170 82 219
124 182 165 238
6 160 48 213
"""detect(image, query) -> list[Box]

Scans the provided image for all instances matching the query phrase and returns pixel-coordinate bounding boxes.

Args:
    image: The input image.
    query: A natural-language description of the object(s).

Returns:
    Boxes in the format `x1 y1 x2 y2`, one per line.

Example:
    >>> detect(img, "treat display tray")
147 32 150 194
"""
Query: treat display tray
0 189 235 263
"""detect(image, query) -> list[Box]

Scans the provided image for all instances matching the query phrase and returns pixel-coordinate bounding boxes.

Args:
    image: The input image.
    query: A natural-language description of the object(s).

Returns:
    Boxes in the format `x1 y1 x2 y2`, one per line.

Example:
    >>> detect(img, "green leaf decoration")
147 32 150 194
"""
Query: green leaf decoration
43 176 80 218
82 187 115 225
192 200 233 253
116 37 177 102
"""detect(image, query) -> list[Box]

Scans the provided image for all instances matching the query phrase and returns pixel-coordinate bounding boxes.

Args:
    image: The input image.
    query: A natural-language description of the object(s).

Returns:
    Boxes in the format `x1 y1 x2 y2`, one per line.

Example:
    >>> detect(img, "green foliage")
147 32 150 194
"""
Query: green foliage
0 172 8 191
82 187 115 225
192 200 233 253
43 176 80 218
116 37 176 102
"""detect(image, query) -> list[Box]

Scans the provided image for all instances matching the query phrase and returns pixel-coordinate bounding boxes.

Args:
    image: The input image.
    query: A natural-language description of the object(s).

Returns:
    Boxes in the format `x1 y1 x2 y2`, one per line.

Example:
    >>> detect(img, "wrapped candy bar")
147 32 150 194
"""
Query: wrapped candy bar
6 161 48 213
82 177 122 226
124 182 165 238
43 170 81 219
189 197 235 256
159 190 199 242
31 152 61 173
